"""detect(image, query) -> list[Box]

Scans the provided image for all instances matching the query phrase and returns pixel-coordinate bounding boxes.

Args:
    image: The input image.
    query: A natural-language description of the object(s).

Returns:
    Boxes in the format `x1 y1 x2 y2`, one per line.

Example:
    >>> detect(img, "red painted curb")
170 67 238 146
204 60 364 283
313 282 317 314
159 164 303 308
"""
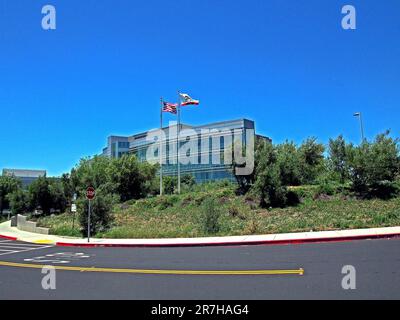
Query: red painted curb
55 232 400 248
0 234 18 241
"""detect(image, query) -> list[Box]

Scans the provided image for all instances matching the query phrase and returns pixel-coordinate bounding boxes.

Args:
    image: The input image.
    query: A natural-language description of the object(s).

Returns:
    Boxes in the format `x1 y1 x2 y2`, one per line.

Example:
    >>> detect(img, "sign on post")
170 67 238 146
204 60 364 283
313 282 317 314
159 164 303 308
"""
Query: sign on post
86 187 96 200
86 187 95 242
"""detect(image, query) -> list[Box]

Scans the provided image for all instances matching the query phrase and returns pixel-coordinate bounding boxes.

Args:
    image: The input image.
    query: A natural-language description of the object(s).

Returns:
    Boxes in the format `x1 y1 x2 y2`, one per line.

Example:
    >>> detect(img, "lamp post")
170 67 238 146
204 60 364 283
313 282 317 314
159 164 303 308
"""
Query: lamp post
353 112 365 143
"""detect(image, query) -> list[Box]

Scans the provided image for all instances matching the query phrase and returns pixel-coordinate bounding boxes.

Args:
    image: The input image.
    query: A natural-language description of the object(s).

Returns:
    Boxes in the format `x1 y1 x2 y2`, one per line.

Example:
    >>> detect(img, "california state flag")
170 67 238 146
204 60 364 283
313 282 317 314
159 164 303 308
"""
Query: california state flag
179 93 200 106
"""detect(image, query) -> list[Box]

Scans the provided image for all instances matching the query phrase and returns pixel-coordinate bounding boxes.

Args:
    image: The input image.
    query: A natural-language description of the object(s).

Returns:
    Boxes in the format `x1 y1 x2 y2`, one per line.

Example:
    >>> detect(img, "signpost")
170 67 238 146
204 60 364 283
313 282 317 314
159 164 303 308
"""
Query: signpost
71 193 77 230
86 187 96 242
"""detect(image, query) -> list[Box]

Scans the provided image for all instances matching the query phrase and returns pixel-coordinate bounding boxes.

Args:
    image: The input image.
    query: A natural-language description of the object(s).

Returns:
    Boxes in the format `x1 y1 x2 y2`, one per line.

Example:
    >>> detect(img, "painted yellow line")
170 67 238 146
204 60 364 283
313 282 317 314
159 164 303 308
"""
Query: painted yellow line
32 240 54 244
0 261 304 276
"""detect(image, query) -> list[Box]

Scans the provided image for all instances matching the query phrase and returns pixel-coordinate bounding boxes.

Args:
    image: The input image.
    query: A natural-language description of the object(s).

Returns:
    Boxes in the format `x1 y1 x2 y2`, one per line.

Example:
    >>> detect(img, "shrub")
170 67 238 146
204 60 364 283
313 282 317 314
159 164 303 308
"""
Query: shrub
286 190 301 206
0 176 21 215
251 140 288 208
245 217 260 235
181 194 193 206
328 135 350 183
181 174 196 188
315 173 343 196
369 181 399 199
7 189 29 215
347 132 400 198
157 195 179 210
78 192 116 237
163 176 177 194
200 198 221 234
108 155 157 201
298 137 325 184
276 141 302 186
228 205 240 217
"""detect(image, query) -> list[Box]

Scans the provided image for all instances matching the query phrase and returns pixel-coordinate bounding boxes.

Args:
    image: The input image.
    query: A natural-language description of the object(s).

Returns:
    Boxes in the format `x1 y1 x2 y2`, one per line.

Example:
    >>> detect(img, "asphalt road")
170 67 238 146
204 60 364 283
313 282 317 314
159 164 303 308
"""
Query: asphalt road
0 237 399 299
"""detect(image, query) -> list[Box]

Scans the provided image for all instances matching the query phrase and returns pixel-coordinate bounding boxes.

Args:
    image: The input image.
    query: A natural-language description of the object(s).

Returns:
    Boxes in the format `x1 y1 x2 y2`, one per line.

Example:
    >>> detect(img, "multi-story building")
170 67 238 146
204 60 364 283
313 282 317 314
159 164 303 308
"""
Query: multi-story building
102 118 268 183
102 136 130 159
2 169 47 187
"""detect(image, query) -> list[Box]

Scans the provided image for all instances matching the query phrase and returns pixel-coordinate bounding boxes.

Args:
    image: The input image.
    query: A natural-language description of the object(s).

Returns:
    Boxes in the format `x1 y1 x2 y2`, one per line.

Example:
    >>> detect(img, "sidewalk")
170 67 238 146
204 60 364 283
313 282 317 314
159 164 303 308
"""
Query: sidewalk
0 221 400 247
1 220 400 247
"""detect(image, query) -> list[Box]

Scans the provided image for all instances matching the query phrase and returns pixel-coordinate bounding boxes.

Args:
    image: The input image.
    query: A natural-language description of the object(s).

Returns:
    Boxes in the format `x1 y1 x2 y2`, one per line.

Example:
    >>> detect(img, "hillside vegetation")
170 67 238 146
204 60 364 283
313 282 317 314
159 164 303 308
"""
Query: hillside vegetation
36 182 400 239
4 130 400 238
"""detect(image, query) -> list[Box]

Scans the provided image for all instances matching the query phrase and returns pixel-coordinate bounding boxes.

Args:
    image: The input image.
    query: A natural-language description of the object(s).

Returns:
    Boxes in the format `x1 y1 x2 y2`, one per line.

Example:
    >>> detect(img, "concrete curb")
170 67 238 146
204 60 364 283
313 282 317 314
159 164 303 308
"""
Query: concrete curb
54 232 400 248
0 235 18 241
2 219 400 248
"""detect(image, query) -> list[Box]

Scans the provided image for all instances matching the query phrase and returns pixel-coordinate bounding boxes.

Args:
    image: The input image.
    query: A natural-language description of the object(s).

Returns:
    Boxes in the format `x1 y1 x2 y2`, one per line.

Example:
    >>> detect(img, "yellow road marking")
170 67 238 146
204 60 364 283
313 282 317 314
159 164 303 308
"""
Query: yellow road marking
0 261 304 276
32 240 54 244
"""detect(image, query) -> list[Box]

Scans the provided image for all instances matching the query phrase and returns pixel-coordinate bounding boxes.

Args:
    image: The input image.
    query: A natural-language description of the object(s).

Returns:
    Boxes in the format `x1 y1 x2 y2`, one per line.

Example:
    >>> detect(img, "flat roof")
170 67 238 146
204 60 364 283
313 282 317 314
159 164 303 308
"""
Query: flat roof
2 169 47 178
129 118 254 139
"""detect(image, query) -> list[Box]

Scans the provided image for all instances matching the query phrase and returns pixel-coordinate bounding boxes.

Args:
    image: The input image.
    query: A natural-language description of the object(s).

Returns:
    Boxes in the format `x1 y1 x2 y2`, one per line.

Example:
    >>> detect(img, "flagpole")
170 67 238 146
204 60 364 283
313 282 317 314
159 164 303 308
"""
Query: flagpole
177 91 181 194
160 97 163 196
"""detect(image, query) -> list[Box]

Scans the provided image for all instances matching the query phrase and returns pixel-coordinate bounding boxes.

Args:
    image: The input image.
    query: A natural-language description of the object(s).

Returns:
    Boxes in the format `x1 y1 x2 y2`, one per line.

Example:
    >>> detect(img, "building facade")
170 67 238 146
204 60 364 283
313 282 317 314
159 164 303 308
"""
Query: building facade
102 136 130 159
102 118 267 183
2 169 47 187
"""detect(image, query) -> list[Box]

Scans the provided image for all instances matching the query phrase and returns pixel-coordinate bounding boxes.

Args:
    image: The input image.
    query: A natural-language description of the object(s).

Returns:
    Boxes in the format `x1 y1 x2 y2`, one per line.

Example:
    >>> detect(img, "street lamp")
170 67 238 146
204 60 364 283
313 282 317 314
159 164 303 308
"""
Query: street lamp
353 112 365 143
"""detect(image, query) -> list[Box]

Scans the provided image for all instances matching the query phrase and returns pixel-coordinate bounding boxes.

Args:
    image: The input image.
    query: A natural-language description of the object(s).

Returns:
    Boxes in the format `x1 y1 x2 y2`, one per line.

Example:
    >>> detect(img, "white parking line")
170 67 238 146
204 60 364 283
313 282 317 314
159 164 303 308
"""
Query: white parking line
0 249 16 252
0 245 53 256
0 245 47 250
0 252 18 256
0 242 46 247
0 240 12 243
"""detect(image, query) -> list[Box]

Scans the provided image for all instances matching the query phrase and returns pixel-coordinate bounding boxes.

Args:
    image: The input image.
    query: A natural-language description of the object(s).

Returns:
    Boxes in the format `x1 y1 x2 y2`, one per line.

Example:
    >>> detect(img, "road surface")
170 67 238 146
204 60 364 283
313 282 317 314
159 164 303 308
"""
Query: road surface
0 237 399 299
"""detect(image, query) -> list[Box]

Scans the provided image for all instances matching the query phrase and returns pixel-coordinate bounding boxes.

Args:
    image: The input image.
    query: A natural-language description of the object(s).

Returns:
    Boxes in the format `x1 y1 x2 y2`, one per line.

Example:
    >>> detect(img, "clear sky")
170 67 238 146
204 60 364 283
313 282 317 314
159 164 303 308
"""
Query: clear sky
0 0 399 176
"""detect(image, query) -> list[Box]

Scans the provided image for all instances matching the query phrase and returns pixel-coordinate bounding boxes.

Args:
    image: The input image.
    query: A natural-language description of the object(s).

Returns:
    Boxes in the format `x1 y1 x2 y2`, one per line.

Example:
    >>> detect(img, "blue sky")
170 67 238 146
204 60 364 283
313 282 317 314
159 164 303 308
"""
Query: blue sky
0 0 399 176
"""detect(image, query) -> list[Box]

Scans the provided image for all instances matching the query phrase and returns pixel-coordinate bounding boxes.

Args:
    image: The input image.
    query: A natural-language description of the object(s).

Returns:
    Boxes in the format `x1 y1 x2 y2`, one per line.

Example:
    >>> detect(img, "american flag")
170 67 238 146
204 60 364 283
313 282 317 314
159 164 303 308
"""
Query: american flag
162 102 178 114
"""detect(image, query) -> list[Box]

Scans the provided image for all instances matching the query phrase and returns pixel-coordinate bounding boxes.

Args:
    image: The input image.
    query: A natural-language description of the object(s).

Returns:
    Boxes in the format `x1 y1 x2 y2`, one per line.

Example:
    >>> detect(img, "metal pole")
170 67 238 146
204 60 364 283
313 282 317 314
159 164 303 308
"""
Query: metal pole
359 112 365 142
177 92 181 194
87 199 91 243
160 98 163 196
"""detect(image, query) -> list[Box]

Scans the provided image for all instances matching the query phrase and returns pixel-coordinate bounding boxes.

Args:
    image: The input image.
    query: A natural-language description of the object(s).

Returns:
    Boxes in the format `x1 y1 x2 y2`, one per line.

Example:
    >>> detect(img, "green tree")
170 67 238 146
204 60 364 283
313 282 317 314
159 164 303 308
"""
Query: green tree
0 176 21 215
163 176 177 194
251 139 288 208
7 189 29 215
29 177 53 214
348 131 400 197
71 156 113 196
298 137 325 184
61 173 74 203
328 135 350 183
107 155 157 201
276 141 302 186
78 191 116 237
49 181 68 213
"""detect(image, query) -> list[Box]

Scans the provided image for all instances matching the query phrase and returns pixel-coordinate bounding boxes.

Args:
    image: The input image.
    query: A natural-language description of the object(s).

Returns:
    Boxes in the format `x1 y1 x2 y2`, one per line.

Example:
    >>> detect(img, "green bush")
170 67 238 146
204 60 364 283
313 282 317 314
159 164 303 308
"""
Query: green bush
163 176 177 194
0 175 21 215
228 205 240 217
78 192 116 237
369 181 399 199
347 132 400 198
315 173 343 196
200 198 221 234
157 195 179 210
7 189 29 215
328 135 350 183
251 140 288 208
181 174 196 189
286 190 300 206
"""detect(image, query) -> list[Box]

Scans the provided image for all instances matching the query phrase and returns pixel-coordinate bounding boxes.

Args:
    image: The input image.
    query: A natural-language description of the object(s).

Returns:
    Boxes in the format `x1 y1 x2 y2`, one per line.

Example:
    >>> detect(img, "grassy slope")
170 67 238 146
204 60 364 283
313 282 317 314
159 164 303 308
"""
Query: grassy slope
36 183 400 239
